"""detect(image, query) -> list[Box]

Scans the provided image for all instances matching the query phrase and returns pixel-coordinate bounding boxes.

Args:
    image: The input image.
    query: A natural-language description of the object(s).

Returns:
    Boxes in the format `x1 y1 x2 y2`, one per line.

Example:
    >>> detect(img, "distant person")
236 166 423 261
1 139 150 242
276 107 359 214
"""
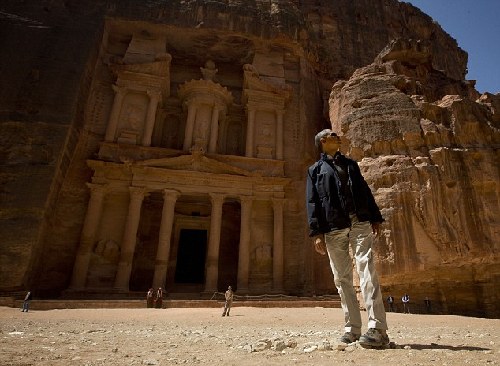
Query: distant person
402 293 410 314
222 286 234 317
155 287 163 309
306 129 389 348
424 297 432 314
387 295 395 312
21 291 32 312
146 288 154 308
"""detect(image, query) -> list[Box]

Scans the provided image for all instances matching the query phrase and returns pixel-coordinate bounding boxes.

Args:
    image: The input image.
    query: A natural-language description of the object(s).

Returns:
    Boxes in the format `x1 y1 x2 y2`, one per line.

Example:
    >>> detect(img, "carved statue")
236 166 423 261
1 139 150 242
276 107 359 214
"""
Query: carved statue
201 60 218 81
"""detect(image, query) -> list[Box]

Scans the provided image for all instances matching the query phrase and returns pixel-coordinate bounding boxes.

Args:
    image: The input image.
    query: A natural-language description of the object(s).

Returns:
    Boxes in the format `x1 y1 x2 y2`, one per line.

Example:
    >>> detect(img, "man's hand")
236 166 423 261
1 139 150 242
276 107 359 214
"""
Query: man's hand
371 222 381 237
313 235 327 255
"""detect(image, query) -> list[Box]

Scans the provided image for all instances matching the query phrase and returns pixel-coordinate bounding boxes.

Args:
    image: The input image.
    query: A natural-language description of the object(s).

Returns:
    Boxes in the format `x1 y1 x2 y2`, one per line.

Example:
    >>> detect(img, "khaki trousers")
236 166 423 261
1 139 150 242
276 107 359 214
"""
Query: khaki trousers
324 215 388 334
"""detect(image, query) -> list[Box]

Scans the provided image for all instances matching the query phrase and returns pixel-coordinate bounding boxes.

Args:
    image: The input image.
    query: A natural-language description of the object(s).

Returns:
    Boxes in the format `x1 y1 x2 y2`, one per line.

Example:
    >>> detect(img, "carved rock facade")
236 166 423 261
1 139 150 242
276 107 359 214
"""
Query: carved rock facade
0 1 497 316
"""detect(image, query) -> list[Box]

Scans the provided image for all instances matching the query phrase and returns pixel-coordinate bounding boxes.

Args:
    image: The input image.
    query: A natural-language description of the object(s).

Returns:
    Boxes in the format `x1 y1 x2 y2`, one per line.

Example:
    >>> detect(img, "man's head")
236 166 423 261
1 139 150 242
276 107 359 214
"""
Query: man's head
314 129 341 155
228 286 232 290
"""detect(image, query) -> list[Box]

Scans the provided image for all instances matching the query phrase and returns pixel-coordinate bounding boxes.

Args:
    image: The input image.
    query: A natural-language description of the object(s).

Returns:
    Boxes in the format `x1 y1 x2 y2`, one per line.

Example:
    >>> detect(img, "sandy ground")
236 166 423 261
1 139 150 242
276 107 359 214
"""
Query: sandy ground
0 305 498 366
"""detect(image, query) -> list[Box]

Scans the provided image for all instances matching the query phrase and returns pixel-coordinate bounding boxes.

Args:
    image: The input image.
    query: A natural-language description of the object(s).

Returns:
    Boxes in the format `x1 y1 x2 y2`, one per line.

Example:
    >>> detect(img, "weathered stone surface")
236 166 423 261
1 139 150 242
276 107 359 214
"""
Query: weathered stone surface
0 1 497 317
329 38 499 317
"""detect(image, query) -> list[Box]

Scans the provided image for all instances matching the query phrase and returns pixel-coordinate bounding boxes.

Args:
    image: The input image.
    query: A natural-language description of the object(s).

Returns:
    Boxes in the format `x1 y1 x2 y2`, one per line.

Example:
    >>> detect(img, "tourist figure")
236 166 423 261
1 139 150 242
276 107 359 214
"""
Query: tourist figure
402 293 410 314
222 286 234 317
146 288 154 308
155 287 163 309
424 297 431 314
21 291 32 312
306 129 389 347
387 295 395 312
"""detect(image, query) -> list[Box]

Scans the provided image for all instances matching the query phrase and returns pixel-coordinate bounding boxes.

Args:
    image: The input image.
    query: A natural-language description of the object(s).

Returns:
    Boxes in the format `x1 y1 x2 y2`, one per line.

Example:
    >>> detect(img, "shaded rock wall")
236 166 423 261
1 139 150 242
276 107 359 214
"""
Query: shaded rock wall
0 1 107 292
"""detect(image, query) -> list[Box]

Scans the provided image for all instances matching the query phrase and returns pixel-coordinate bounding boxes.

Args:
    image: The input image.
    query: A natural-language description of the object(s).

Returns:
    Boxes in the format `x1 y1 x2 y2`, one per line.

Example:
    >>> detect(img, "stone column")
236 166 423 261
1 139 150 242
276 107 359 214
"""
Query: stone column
245 107 256 157
182 103 197 151
141 91 161 147
105 85 125 142
152 189 179 289
276 110 284 160
69 183 108 290
114 187 149 291
204 193 225 293
272 198 284 292
208 106 220 153
237 196 253 293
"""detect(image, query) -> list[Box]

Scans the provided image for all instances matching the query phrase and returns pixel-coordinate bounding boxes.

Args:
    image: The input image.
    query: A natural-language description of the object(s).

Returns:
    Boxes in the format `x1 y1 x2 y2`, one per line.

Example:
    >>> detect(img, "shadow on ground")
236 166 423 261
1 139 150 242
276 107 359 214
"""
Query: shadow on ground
407 343 490 351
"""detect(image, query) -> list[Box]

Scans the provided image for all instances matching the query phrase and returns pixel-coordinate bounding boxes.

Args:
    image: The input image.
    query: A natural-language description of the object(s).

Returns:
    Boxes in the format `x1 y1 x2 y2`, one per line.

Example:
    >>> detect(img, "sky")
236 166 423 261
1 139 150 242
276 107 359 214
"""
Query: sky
404 0 500 94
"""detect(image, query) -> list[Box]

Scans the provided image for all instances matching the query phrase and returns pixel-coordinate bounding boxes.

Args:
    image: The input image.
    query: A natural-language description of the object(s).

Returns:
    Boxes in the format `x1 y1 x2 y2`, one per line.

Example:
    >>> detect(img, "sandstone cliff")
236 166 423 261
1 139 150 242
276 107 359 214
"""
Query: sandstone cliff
329 38 499 317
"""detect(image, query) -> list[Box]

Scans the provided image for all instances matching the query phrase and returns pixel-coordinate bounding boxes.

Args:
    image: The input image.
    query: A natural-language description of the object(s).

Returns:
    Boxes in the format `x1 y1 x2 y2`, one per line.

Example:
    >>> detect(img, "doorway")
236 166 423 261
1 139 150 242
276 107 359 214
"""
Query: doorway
174 229 207 284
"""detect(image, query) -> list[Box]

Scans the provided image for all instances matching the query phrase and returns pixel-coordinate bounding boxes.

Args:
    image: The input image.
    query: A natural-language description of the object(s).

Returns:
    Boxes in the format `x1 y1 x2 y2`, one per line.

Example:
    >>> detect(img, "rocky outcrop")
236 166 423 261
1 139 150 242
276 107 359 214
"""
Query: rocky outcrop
329 39 499 317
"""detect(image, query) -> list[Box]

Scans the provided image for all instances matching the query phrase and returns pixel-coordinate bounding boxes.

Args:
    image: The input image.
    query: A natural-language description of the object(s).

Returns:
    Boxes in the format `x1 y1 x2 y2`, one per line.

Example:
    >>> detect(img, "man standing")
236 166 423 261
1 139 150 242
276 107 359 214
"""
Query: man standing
387 295 395 312
306 129 389 347
21 291 32 312
424 296 431 313
155 287 163 309
402 293 410 314
146 288 154 308
222 286 234 317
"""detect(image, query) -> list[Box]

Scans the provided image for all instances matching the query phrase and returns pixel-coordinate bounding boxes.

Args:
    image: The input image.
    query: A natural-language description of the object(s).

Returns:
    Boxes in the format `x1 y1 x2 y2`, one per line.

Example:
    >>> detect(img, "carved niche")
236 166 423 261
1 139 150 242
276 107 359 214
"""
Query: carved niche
177 61 233 154
242 63 290 160
104 31 172 147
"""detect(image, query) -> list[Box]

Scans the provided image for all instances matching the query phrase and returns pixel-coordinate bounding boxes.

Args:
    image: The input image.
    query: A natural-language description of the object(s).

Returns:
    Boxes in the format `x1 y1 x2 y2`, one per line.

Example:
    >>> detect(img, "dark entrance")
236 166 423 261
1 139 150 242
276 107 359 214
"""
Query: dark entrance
174 229 207 284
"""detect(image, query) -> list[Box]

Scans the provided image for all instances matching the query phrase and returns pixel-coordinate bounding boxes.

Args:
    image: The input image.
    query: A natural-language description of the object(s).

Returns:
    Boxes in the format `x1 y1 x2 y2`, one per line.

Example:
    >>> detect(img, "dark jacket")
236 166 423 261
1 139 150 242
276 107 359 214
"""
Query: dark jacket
306 152 383 237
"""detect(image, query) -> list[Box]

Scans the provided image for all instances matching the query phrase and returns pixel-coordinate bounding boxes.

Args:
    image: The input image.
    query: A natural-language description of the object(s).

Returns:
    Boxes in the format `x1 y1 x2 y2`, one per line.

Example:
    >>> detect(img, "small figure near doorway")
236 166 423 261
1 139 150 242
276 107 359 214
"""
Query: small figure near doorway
146 288 154 308
155 287 163 309
222 286 234 317
21 291 32 312
387 295 395 312
424 297 432 314
402 293 410 314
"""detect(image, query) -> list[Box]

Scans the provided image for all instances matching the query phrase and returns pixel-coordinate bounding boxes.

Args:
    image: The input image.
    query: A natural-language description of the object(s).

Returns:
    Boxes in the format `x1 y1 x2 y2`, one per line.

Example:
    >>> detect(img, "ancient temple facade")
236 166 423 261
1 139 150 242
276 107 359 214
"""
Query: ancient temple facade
67 26 308 296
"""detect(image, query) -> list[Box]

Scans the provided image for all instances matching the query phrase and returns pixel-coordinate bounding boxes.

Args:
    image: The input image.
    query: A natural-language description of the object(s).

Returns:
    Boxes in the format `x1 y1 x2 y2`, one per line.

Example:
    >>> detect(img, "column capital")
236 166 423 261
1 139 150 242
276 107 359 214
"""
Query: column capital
209 192 225 204
129 186 150 200
86 183 109 195
183 98 199 110
275 109 285 117
213 103 227 115
147 90 162 100
245 105 257 114
239 195 254 205
162 189 180 202
272 197 285 207
112 84 125 94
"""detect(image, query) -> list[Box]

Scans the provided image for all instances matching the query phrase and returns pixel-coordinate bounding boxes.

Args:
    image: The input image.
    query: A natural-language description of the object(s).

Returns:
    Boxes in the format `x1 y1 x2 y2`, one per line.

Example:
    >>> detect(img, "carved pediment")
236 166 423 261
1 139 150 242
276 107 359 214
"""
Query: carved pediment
242 65 291 109
133 151 258 177
243 64 291 97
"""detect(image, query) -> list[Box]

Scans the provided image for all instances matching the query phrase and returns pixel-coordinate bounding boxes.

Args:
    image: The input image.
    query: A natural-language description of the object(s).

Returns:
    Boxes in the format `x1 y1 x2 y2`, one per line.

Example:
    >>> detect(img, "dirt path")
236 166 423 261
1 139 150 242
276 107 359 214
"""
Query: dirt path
0 306 498 365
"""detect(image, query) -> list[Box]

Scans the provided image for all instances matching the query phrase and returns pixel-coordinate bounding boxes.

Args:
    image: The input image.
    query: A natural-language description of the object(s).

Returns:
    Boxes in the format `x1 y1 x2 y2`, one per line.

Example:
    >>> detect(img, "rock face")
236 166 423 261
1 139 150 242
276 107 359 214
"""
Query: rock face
329 39 499 317
0 1 497 317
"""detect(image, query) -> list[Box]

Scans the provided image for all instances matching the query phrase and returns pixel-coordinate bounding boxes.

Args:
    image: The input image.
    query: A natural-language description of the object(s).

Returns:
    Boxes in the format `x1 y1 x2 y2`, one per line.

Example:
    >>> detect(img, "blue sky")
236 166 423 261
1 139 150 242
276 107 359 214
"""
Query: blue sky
404 0 500 94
